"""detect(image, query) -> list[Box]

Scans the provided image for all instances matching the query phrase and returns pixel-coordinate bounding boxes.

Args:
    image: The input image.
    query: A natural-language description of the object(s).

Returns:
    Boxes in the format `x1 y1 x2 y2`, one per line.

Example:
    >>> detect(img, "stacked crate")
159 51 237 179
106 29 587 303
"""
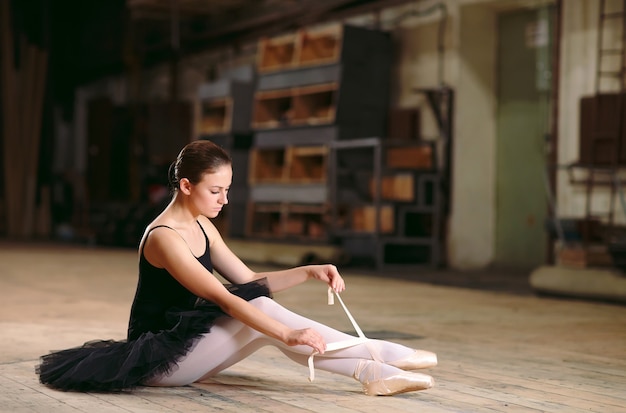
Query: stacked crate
246 23 392 241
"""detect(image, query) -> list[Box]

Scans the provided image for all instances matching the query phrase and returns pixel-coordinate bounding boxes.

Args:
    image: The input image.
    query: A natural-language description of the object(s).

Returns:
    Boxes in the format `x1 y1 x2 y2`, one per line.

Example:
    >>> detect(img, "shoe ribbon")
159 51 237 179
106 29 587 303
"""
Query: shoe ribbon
307 287 381 381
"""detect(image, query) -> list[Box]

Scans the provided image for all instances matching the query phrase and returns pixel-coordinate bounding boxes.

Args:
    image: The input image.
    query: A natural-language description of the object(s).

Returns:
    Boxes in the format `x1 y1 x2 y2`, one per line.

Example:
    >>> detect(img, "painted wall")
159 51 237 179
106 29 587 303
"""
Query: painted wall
451 4 497 269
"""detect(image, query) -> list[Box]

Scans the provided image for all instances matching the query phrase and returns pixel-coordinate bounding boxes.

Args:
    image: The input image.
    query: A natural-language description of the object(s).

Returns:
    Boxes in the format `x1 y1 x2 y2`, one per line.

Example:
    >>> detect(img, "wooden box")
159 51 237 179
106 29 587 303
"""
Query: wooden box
258 24 343 73
252 89 293 129
579 93 626 165
291 83 337 126
369 173 414 202
198 97 231 135
558 245 613 269
257 33 298 73
286 204 327 239
246 203 283 237
352 206 394 233
388 108 421 140
287 146 328 182
249 145 328 184
386 145 433 169
252 84 337 129
249 148 286 183
297 24 342 67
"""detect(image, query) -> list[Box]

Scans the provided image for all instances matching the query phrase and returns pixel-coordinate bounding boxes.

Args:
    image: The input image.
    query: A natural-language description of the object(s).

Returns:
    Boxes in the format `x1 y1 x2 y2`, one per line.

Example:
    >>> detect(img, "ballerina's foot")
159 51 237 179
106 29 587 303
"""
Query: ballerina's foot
362 371 435 396
388 349 438 370
355 359 435 396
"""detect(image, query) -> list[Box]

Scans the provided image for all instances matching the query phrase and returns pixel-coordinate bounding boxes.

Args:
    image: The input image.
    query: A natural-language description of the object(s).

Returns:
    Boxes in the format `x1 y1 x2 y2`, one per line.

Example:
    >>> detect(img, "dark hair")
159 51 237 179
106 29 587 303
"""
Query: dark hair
168 140 232 191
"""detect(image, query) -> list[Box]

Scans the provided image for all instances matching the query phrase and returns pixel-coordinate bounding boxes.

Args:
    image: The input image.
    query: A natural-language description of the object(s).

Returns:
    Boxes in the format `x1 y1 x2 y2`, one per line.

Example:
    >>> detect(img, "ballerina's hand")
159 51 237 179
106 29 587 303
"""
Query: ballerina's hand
286 328 326 354
307 264 345 293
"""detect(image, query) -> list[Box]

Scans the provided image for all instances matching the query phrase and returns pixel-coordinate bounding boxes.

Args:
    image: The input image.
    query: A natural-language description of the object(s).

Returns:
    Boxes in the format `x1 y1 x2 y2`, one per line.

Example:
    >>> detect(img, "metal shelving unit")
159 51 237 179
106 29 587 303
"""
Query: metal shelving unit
328 137 445 268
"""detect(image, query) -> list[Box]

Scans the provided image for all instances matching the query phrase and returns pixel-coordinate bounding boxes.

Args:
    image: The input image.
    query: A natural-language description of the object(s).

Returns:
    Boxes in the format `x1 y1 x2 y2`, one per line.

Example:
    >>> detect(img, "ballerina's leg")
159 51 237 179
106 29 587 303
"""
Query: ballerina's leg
148 297 433 386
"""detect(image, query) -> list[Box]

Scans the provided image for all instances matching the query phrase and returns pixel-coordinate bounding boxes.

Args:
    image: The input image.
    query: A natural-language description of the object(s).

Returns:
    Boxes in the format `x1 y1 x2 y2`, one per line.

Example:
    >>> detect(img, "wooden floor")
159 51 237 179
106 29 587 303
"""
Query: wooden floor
1 242 625 412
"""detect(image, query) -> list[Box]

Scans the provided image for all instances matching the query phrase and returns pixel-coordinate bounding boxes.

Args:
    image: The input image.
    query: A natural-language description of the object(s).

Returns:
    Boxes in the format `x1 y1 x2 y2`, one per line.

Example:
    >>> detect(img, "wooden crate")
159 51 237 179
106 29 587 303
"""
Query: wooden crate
287 145 328 182
578 93 626 165
386 145 433 169
291 83 337 126
246 202 327 239
286 203 327 239
249 145 328 184
258 24 343 73
253 84 337 129
352 205 394 233
257 33 298 73
198 97 232 135
249 148 287 183
284 215 305 236
246 203 283 237
388 108 421 140
297 24 342 67
369 173 414 202
252 88 293 129
558 245 613 269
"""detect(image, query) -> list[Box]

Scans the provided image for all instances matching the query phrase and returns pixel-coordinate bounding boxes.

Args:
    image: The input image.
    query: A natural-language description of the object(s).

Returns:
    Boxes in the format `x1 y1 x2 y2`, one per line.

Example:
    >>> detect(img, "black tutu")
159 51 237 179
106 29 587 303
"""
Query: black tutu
36 281 271 392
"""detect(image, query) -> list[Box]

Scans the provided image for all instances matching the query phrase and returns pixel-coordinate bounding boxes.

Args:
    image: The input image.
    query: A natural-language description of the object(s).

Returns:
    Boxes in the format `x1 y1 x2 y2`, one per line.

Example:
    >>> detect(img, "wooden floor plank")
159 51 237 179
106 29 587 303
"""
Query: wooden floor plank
131 386 255 413
443 369 622 413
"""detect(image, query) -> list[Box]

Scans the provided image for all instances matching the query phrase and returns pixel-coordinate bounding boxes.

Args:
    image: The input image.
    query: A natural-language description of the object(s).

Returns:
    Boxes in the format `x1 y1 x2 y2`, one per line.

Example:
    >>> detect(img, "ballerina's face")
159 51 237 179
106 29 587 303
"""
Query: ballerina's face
187 164 232 218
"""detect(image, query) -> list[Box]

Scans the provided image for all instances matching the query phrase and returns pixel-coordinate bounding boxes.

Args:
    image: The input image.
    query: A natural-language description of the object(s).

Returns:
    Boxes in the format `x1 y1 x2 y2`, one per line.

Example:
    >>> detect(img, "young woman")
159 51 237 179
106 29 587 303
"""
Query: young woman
37 140 437 396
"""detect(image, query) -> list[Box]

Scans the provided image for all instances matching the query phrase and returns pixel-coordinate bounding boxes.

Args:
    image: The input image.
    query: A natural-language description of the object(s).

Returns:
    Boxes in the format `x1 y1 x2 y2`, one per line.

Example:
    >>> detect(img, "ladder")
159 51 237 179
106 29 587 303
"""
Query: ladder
583 0 626 245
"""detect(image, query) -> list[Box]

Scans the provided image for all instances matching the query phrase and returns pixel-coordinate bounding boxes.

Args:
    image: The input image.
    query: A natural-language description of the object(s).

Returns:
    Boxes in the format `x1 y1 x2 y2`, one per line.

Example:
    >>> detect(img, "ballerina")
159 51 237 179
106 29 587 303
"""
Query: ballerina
37 139 437 396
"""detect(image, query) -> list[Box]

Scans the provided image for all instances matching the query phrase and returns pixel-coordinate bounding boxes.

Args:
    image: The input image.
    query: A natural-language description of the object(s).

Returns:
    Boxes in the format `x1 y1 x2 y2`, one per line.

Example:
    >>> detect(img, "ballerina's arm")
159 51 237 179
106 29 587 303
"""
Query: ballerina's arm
199 216 345 293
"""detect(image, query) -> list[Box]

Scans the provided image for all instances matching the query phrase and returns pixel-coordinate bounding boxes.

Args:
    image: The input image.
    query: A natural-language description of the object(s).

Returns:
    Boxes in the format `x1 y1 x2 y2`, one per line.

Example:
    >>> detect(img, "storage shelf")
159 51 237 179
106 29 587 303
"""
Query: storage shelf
245 23 395 250
329 136 446 268
249 145 328 184
252 83 337 129
249 183 327 204
253 24 391 140
246 202 328 240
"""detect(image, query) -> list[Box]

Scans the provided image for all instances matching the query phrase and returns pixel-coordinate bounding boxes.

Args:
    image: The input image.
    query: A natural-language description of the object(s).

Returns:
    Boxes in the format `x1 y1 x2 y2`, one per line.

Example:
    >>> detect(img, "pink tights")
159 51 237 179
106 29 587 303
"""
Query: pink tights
147 296 418 386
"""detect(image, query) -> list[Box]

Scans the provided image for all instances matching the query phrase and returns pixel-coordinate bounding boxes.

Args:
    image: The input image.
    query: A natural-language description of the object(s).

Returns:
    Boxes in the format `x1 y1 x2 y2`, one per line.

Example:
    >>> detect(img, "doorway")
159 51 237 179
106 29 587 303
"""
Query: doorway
494 6 554 268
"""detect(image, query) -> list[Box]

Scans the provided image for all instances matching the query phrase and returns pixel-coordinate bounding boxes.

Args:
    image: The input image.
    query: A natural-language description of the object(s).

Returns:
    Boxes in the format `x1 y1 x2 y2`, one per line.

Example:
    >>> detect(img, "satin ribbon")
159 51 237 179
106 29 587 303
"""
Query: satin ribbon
307 287 380 381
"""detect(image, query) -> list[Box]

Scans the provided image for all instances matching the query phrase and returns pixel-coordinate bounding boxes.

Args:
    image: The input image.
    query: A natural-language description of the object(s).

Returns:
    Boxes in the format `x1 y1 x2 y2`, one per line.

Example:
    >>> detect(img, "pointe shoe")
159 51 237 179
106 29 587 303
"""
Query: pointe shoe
362 371 435 396
388 350 438 370
354 359 435 396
